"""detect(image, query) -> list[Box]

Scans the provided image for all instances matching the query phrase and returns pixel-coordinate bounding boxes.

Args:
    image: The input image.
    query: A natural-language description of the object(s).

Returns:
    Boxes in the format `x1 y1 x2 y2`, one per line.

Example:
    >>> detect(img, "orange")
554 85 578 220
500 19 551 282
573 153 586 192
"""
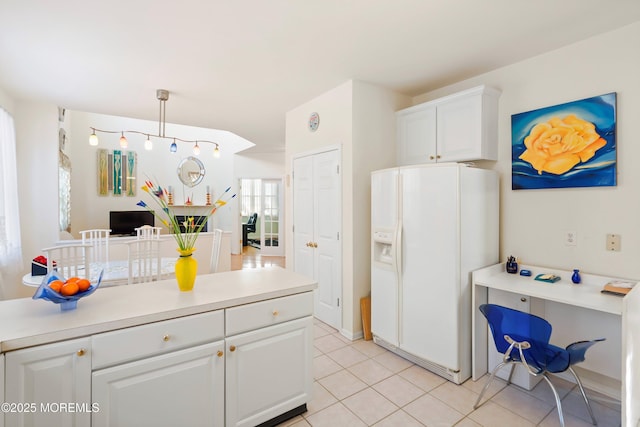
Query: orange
65 277 80 284
76 278 91 292
48 280 63 293
60 281 79 296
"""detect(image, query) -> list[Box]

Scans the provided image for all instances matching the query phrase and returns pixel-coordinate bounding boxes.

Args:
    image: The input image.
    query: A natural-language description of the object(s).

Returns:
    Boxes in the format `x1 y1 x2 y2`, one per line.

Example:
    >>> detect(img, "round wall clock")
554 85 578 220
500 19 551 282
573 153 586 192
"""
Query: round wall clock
308 112 320 132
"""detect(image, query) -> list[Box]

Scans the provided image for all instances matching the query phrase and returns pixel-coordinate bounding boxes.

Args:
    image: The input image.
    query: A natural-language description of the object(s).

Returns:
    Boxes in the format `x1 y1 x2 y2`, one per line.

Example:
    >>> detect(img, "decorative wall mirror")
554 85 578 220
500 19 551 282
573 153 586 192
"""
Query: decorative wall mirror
177 156 206 187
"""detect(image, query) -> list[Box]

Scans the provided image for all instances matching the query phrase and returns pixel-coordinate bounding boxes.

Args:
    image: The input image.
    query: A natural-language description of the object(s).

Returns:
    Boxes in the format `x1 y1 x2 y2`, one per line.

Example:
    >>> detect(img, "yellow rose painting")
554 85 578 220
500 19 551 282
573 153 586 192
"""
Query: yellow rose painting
512 93 616 190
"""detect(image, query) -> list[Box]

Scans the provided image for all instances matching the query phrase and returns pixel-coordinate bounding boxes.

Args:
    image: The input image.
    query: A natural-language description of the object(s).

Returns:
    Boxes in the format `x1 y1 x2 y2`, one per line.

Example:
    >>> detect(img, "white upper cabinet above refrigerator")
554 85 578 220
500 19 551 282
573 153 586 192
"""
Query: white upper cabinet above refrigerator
396 85 501 166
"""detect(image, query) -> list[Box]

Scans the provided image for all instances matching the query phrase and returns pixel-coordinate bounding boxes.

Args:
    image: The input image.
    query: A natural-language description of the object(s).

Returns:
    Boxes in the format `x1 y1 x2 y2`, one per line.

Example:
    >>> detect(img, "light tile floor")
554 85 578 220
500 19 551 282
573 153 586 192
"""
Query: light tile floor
279 319 622 427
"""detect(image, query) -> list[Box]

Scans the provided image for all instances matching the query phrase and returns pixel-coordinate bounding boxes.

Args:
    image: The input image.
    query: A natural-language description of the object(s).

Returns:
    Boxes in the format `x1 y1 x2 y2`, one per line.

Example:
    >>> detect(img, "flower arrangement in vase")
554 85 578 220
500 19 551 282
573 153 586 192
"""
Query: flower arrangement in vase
137 180 235 291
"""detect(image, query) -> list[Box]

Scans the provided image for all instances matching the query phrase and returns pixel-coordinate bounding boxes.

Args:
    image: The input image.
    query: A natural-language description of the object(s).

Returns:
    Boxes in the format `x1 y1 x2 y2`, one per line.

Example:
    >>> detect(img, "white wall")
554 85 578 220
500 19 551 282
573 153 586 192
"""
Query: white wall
12 101 59 298
285 80 410 338
67 111 236 237
413 22 640 279
0 87 14 115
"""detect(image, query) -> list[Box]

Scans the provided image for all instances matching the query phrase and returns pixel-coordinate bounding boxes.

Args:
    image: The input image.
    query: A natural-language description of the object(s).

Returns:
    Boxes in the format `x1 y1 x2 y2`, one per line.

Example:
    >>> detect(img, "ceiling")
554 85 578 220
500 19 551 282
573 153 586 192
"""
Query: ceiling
1 1 639 153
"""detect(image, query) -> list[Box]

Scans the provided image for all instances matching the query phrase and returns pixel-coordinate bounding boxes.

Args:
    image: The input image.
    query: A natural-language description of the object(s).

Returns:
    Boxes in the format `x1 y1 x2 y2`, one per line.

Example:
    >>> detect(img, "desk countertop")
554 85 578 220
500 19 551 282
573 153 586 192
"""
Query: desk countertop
473 264 636 315
1 267 316 352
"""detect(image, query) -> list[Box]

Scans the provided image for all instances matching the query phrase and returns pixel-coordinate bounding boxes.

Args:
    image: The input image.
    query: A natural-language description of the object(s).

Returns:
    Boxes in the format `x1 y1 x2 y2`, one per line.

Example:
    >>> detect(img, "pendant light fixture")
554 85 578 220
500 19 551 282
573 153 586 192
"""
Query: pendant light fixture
89 89 220 155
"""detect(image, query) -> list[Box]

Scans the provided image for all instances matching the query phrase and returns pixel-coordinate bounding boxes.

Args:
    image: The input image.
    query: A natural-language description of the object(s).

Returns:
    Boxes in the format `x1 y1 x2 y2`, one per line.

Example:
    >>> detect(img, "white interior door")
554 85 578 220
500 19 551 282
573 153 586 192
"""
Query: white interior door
293 156 315 280
293 149 341 329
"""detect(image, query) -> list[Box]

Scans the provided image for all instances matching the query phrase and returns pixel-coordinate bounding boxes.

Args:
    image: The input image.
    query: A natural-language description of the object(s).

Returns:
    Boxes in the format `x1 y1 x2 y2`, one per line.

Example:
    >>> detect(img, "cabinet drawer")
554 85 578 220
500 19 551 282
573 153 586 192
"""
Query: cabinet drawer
226 292 313 336
92 310 224 370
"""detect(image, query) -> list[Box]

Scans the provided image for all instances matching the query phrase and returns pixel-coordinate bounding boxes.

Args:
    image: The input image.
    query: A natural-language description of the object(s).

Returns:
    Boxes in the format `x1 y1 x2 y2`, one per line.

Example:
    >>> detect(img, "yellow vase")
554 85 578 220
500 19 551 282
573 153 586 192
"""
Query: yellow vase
175 248 197 291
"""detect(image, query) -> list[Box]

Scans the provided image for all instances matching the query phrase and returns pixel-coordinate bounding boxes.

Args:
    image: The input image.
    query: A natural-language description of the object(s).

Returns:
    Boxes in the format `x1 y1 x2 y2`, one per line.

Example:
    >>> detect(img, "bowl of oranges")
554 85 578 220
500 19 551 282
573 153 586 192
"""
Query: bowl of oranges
32 270 104 311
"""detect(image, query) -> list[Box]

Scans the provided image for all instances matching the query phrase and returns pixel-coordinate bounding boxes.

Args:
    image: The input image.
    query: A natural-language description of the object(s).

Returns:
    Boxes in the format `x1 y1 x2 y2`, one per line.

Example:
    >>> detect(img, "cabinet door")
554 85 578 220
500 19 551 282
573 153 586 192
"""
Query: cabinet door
226 316 313 427
92 341 224 427
396 104 437 165
436 93 484 162
5 337 91 427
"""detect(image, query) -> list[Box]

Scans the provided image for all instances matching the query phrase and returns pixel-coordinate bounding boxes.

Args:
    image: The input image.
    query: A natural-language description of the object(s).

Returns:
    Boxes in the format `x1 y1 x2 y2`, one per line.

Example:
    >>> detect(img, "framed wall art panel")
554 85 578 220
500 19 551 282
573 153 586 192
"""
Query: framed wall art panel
512 92 616 190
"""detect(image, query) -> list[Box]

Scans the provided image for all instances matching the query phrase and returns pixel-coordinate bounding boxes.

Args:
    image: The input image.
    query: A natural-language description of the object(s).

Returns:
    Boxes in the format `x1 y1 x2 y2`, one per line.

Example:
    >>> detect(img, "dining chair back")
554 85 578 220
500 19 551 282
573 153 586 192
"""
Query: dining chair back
42 244 91 280
126 238 161 285
209 229 224 273
475 303 604 426
80 229 111 264
135 225 162 240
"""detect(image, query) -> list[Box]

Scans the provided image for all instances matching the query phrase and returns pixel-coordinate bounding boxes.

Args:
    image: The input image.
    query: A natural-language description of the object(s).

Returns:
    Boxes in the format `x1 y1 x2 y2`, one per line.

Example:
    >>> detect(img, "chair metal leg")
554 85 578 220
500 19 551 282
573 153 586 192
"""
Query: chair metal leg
474 361 510 409
541 374 565 427
505 363 516 385
568 367 598 425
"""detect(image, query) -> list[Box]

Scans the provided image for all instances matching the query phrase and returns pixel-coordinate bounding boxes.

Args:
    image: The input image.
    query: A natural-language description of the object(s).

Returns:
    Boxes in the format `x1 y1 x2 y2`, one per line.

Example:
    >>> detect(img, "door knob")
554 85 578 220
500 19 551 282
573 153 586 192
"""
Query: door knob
312 242 318 248
229 345 236 352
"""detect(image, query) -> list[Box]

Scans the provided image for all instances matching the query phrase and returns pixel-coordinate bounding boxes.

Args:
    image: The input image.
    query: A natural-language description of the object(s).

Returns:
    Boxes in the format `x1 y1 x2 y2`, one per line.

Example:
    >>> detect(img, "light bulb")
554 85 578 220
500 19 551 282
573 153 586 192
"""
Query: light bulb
119 133 128 148
89 131 99 146
144 136 152 150
193 142 200 155
170 140 177 153
213 146 220 158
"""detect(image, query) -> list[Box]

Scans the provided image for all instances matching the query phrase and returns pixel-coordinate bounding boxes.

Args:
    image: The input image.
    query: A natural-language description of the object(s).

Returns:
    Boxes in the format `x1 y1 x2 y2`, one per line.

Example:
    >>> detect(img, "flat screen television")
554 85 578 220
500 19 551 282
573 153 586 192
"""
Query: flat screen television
109 210 155 236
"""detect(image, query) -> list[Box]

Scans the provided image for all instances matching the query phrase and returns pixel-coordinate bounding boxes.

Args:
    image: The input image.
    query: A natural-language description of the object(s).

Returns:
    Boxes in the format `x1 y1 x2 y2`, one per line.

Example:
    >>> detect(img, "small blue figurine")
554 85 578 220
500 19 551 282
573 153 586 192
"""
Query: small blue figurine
571 269 581 284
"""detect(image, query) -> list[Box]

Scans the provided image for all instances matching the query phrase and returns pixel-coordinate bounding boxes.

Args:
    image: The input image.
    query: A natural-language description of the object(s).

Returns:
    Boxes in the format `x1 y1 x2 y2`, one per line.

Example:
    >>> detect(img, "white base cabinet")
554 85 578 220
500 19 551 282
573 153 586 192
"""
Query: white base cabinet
396 85 500 166
2 289 314 427
4 337 91 427
92 341 225 427
226 317 313 427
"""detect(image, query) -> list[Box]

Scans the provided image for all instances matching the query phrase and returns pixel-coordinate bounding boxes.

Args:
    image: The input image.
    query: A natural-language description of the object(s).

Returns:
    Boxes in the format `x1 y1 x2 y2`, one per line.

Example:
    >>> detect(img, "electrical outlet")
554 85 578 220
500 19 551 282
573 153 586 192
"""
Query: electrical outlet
606 234 621 251
565 231 577 246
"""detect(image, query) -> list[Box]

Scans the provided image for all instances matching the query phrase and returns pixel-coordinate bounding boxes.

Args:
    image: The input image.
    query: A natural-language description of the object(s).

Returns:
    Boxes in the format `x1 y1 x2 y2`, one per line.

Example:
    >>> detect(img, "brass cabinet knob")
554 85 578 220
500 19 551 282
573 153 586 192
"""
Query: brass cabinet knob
312 242 318 248
77 348 86 357
429 155 435 160
217 350 224 358
520 297 527 302
272 310 279 316
437 155 441 159
229 345 236 352
163 334 170 342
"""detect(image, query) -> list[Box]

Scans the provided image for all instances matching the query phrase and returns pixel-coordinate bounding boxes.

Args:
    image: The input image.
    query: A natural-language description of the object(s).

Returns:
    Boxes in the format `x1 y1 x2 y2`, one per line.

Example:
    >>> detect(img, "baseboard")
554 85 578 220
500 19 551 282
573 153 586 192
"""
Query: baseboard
340 328 363 341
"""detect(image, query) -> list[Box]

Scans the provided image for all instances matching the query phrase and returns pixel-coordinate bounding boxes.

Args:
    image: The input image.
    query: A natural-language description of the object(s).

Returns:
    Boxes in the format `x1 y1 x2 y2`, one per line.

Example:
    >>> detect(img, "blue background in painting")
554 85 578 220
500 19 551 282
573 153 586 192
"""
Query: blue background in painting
511 93 616 190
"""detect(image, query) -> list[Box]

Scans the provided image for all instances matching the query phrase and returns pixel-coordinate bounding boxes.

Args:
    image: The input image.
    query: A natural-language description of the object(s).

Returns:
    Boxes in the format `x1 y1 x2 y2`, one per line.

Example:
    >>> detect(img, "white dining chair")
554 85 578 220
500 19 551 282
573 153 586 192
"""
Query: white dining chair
80 229 111 264
135 225 162 240
126 238 161 285
42 244 91 280
209 229 224 273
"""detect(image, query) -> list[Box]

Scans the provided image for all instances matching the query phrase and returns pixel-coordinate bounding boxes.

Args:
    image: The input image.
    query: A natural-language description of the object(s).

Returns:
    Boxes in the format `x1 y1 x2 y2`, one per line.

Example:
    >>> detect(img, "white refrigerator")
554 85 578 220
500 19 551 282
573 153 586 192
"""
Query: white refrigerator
371 163 498 384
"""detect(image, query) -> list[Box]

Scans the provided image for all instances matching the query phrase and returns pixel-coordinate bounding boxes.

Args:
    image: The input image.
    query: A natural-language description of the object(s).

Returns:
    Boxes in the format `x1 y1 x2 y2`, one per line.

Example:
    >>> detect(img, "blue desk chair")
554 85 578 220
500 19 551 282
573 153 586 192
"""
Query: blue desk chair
475 303 604 426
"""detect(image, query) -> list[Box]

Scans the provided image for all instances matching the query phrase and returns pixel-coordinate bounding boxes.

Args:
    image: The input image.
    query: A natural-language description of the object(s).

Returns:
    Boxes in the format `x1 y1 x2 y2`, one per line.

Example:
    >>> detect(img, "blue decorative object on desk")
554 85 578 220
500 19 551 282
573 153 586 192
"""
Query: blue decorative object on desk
572 269 581 284
506 256 518 274
33 270 103 311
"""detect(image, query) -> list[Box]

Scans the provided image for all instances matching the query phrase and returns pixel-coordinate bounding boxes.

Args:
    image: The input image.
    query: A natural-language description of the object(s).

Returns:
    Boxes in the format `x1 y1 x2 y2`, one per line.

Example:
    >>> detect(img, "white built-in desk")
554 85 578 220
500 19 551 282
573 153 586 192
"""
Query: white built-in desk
472 263 639 426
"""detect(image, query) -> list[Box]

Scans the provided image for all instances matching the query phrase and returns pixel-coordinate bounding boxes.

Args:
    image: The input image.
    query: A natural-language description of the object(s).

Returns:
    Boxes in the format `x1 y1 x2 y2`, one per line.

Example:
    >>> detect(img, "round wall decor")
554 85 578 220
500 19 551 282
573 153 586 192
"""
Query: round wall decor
308 112 320 132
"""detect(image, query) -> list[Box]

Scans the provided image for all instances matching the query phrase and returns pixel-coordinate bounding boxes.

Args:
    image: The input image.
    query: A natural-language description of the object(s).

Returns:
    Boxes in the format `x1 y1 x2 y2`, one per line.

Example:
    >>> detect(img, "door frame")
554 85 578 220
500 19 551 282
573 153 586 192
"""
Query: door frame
291 145 342 331
259 178 284 256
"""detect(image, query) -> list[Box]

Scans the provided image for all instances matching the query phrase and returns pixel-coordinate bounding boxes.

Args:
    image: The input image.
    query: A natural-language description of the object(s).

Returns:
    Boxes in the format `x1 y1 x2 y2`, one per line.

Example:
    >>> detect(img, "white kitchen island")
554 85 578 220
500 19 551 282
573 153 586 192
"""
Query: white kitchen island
0 267 317 427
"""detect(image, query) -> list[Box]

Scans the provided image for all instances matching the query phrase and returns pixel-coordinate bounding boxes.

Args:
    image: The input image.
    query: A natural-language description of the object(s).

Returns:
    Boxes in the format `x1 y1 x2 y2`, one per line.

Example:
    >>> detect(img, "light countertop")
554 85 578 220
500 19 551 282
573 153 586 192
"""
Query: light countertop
0 267 316 352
